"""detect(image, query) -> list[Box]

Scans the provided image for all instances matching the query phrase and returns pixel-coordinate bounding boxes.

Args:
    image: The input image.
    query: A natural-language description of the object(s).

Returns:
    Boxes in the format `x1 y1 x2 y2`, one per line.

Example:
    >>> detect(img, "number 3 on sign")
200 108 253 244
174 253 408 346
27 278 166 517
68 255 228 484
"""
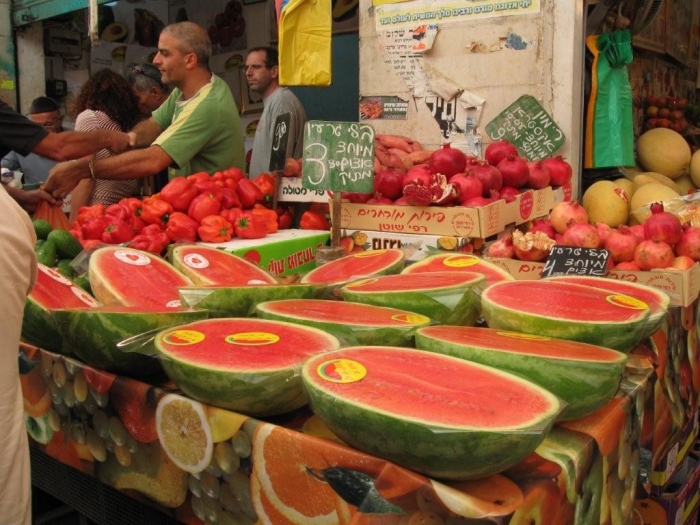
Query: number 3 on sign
304 143 328 186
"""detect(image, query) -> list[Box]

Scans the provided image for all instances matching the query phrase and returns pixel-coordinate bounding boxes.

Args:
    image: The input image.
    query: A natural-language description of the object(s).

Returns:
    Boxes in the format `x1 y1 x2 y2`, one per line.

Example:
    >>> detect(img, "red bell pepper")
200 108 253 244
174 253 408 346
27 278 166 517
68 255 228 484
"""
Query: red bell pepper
141 195 173 228
220 187 241 210
165 212 200 243
118 197 143 218
160 177 198 212
236 178 264 209
235 213 267 239
81 215 112 240
219 208 242 227
251 173 276 202
212 171 238 190
129 224 170 254
101 219 136 244
276 206 294 230
187 171 211 185
104 203 131 222
77 204 106 226
197 215 234 243
223 167 245 183
188 192 222 223
300 210 330 230
195 181 223 201
251 205 278 234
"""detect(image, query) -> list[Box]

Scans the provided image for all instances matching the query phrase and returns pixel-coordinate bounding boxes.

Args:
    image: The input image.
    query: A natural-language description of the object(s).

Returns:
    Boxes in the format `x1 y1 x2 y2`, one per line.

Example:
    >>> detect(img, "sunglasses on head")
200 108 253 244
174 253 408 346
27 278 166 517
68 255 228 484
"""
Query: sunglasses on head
132 65 166 89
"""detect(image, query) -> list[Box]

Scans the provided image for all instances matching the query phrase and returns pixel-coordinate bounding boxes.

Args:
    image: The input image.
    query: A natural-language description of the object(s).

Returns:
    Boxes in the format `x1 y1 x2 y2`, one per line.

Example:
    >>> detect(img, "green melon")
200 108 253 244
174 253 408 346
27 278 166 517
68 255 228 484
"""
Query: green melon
170 244 277 285
179 283 321 317
341 271 485 325
256 299 431 346
52 306 208 378
481 280 651 352
22 264 101 353
401 253 514 285
89 246 192 309
302 346 562 480
415 326 627 420
154 318 340 417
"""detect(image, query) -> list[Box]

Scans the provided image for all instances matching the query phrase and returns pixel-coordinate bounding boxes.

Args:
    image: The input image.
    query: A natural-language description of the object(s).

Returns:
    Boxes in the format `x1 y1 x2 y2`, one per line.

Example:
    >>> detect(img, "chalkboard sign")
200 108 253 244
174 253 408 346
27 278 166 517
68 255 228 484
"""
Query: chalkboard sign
541 246 610 278
269 113 291 172
302 120 375 193
485 95 566 161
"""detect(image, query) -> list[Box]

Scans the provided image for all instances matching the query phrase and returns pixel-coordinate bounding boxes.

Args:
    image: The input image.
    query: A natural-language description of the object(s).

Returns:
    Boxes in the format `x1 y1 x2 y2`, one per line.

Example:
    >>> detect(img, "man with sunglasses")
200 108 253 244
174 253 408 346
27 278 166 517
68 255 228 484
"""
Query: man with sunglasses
245 46 306 178
44 22 245 200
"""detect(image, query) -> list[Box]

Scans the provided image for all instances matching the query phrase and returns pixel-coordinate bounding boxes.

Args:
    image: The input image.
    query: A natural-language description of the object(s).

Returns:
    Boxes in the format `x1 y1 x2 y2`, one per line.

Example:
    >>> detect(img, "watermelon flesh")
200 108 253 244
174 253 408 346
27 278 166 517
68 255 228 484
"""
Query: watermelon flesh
170 244 277 285
401 253 514 285
256 299 431 346
481 280 651 352
22 264 101 353
89 246 193 309
52 305 208 379
415 325 627 420
155 318 341 416
302 346 562 480
340 271 485 325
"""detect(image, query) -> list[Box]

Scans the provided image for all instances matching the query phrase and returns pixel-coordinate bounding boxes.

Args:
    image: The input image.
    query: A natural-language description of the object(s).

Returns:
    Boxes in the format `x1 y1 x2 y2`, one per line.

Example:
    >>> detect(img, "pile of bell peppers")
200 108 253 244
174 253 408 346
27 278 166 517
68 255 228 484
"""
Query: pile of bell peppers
69 168 305 255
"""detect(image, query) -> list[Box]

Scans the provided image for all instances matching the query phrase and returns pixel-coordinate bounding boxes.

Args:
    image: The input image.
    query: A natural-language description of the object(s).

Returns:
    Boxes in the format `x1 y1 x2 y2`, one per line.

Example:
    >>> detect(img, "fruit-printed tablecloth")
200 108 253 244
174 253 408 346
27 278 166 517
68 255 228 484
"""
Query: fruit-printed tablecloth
20 343 652 525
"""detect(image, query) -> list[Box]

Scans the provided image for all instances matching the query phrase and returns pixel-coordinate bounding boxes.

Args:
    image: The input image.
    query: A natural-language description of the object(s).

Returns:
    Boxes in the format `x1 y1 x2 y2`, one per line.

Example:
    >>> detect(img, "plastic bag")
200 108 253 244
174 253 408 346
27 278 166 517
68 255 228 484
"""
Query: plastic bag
33 200 70 231
584 30 636 168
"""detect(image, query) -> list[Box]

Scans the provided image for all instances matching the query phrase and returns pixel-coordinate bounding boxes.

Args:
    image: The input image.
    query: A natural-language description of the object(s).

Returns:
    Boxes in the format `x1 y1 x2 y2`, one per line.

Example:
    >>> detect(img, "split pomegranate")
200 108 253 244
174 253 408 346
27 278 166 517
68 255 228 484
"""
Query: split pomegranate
549 201 589 234
542 156 573 186
675 225 700 261
497 154 530 189
560 221 601 248
486 234 515 258
526 161 551 189
485 139 518 167
604 225 639 263
511 230 555 261
634 240 675 270
529 219 556 240
428 144 466 178
643 202 682 247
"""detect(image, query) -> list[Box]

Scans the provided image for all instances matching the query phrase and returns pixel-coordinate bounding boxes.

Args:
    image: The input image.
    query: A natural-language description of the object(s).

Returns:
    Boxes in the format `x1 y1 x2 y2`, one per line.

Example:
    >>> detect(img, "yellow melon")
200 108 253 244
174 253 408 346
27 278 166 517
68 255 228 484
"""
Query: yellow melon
582 180 629 227
675 173 698 196
614 178 635 199
628 182 680 224
636 128 691 179
689 149 700 187
633 172 682 194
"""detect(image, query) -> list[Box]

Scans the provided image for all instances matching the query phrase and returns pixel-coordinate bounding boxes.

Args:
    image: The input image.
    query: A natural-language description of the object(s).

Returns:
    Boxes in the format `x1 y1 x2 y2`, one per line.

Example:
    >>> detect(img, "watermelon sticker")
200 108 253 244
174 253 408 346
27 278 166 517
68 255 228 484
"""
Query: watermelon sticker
225 332 280 346
162 330 206 345
345 278 377 289
606 295 648 310
166 300 182 308
352 250 387 258
114 250 151 266
391 313 431 324
442 255 479 268
316 359 367 383
496 331 550 341
183 253 210 269
39 265 72 285
70 286 100 307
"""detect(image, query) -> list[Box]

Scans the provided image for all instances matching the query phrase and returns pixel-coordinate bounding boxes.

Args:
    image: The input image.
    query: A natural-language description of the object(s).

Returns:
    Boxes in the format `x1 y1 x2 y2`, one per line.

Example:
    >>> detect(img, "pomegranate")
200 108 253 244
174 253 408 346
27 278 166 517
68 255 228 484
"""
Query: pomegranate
450 174 483 204
485 139 518 167
604 225 639 263
402 173 458 206
467 162 503 197
596 222 612 246
643 202 682 246
462 191 498 207
615 261 640 271
430 173 459 205
374 169 404 200
402 178 433 206
497 154 530 189
366 193 394 205
629 224 646 244
512 230 555 261
634 240 675 270
498 186 520 203
403 163 431 185
428 144 466 178
672 255 695 270
560 221 601 248
549 201 589 234
526 161 551 189
542 156 573 186
486 234 515 259
393 196 411 206
342 191 372 203
675 225 700 261
529 219 556 240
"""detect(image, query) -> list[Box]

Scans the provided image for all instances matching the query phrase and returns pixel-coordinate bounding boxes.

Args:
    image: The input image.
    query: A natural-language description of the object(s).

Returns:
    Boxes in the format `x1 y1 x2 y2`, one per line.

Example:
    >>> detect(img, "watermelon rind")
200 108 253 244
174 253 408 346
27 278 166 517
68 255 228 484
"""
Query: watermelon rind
302 346 562 480
401 253 514 285
481 280 651 352
256 299 431 346
179 284 322 317
543 275 670 339
52 306 209 378
340 272 485 325
155 318 341 417
415 326 627 421
170 244 277 286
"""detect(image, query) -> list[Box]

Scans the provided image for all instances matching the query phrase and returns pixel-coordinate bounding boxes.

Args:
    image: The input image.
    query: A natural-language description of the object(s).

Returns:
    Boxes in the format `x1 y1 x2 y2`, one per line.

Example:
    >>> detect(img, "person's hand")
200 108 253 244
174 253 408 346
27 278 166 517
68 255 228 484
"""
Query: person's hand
108 131 131 154
15 187 58 213
45 159 89 200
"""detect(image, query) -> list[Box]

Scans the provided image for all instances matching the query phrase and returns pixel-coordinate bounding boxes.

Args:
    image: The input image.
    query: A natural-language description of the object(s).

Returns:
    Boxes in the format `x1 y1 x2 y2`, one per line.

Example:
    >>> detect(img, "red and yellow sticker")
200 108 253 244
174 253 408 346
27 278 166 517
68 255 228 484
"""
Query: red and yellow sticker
345 278 377 289
391 313 430 324
317 359 367 383
352 250 386 258
496 331 550 341
225 332 280 346
606 294 648 310
442 254 479 268
162 330 205 345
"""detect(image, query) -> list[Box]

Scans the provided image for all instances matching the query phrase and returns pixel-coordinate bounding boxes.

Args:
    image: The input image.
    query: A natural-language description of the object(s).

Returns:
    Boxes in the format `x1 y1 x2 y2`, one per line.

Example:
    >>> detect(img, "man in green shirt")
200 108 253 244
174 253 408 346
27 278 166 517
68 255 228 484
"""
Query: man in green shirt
44 21 245 199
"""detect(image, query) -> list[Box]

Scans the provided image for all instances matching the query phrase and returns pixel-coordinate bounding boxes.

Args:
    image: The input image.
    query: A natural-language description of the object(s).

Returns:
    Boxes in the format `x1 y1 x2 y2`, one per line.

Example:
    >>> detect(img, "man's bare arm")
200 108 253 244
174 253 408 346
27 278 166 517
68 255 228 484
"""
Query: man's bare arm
33 129 131 161
128 118 164 148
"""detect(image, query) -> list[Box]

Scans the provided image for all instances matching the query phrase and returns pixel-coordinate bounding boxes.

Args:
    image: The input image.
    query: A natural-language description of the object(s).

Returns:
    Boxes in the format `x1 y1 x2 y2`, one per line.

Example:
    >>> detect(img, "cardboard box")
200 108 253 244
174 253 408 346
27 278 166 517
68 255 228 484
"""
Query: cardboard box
339 186 564 238
204 229 330 276
486 257 700 307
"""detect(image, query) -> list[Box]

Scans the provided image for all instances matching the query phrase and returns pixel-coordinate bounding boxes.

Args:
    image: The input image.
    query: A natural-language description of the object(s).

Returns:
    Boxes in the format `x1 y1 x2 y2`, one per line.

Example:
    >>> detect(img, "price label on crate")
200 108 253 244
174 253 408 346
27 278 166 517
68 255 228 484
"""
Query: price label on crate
541 245 610 278
269 113 291 172
302 120 375 193
485 95 566 161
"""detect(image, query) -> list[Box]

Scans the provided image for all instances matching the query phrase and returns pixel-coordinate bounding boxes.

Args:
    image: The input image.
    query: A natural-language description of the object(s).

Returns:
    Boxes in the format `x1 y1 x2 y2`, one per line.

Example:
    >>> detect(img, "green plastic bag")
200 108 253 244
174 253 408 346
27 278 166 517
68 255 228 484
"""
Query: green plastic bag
584 30 636 168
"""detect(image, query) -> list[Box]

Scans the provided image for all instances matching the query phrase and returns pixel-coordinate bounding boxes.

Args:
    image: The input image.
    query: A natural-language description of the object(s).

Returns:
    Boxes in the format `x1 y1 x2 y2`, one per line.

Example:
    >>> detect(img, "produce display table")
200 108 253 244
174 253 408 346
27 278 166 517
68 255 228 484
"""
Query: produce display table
20 343 653 525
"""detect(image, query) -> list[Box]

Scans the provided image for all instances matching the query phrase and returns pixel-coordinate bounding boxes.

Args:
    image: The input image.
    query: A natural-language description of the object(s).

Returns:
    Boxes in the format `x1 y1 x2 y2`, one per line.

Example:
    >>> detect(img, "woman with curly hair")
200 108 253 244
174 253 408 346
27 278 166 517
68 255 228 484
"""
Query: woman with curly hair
69 68 143 222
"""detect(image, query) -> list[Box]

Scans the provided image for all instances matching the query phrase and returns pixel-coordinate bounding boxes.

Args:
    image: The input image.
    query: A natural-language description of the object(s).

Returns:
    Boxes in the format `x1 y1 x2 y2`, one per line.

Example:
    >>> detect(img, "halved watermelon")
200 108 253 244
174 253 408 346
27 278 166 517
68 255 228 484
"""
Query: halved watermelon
340 271 485 325
89 246 192 309
170 244 277 285
256 299 431 346
179 284 321 317
52 306 208 378
154 318 340 416
543 275 670 339
481 280 651 352
22 264 101 353
302 346 562 480
415 326 627 420
300 249 405 293
401 253 514 285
